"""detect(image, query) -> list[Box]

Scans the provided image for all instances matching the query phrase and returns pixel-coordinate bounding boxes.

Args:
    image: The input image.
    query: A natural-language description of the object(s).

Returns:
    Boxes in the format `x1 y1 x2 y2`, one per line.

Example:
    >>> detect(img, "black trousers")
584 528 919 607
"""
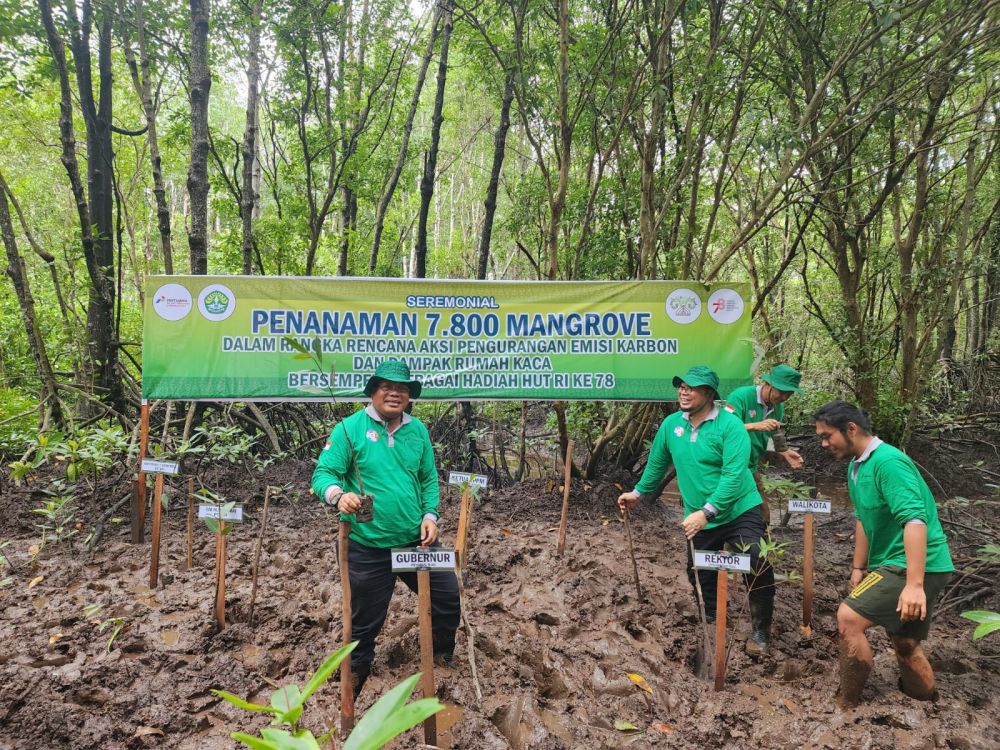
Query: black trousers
347 539 461 671
686 506 775 618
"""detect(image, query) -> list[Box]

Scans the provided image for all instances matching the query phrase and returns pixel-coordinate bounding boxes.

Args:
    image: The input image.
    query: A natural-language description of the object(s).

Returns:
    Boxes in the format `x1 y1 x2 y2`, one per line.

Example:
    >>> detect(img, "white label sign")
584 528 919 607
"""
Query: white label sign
141 459 180 475
447 471 488 489
198 504 244 522
693 550 752 572
788 499 832 514
391 547 457 572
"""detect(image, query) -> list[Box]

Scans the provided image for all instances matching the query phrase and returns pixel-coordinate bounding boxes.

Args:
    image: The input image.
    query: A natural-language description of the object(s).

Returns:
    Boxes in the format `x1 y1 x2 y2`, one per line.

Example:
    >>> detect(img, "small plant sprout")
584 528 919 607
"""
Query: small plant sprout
961 611 1000 641
212 641 444 750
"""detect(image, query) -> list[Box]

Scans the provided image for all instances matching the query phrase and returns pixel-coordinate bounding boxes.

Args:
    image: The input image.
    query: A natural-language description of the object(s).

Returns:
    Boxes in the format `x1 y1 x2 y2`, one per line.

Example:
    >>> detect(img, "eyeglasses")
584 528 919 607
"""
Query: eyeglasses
376 381 410 394
677 383 696 393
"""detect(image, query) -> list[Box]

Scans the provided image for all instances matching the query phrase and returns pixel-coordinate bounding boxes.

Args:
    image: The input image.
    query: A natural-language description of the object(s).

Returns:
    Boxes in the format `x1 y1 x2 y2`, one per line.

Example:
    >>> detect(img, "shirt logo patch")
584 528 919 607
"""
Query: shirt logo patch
749 409 757 417
724 404 735 413
366 429 379 442
673 426 685 437
323 441 332 450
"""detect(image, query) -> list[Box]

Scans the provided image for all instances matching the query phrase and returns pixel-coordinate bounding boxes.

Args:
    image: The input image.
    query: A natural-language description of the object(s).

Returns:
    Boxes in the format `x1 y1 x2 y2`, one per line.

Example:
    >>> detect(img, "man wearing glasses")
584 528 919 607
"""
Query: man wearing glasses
618 365 775 654
312 359 459 696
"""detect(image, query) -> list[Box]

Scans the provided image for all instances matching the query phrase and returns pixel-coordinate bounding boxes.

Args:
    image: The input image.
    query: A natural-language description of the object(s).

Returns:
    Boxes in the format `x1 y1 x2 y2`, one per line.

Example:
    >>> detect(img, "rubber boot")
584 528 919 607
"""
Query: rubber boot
433 633 456 669
745 599 773 655
353 663 370 699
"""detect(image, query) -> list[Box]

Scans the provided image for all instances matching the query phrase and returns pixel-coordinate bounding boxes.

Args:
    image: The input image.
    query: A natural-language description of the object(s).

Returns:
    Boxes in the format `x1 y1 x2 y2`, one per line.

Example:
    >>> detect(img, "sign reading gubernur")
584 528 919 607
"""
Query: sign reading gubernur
390 548 457 572
142 276 752 401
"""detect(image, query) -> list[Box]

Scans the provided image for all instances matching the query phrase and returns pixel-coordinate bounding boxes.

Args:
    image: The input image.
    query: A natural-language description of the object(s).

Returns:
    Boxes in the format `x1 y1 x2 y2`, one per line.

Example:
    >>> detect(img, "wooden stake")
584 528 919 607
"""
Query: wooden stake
149 474 164 589
339 520 355 733
130 477 144 543
455 487 472 570
417 569 437 745
622 508 642 600
556 439 574 557
186 478 195 571
137 401 150 531
714 569 728 691
248 486 272 626
802 512 814 636
215 519 227 631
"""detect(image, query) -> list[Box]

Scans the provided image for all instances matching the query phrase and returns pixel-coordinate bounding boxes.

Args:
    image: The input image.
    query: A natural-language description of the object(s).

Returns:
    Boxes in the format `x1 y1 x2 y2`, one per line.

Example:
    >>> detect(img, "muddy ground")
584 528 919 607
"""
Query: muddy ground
1 447 998 750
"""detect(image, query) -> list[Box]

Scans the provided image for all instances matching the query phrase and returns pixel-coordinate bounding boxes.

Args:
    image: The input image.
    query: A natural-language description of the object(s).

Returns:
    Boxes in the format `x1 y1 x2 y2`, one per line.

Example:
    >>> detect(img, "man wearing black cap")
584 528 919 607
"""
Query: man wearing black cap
618 365 775 653
312 359 460 695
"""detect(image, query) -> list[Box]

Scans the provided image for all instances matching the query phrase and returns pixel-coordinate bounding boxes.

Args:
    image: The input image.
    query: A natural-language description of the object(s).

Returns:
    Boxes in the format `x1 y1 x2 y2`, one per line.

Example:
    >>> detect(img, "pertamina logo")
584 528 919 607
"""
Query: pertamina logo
198 284 237 321
152 283 192 321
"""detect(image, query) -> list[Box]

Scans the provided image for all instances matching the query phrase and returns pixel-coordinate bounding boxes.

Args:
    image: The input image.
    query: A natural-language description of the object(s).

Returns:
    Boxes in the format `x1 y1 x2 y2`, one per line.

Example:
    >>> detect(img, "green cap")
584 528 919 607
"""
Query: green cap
363 359 422 399
761 364 802 394
672 365 720 397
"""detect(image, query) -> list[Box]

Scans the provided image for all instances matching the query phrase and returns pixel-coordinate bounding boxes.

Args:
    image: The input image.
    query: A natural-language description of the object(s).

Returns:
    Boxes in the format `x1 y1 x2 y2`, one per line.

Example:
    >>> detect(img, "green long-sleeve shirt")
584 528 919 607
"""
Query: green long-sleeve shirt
311 406 439 548
634 407 762 528
725 385 784 471
848 440 953 572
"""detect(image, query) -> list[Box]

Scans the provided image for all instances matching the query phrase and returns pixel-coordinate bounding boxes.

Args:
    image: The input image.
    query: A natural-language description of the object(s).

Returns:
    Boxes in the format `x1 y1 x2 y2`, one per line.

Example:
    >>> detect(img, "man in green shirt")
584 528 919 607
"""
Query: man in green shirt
814 400 953 708
312 359 459 696
726 363 804 471
618 365 776 654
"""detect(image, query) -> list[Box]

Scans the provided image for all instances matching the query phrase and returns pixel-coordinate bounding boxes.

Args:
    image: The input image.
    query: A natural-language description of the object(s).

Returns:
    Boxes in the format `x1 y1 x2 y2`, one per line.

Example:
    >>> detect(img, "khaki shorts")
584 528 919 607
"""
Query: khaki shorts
843 566 952 640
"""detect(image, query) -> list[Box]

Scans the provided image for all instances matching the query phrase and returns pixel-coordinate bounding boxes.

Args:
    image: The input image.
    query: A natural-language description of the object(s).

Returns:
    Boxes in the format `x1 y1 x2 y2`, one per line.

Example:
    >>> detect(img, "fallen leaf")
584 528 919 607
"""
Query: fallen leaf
627 673 653 694
651 722 674 734
615 482 623 490
613 719 642 733
48 633 63 644
781 698 801 716
133 726 164 738
602 519 610 526
28 575 44 589
28 544 39 556
500 528 512 537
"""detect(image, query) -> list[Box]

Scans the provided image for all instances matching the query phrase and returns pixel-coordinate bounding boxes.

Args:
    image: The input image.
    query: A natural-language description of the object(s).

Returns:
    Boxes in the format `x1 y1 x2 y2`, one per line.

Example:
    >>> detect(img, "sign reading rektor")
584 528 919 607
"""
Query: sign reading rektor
693 550 752 572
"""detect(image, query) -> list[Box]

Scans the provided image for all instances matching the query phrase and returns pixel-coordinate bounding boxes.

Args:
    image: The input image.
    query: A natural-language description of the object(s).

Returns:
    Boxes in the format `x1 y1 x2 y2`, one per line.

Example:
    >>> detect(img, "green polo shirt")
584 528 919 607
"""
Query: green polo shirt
725 385 784 471
848 440 953 572
634 407 762 528
311 406 439 548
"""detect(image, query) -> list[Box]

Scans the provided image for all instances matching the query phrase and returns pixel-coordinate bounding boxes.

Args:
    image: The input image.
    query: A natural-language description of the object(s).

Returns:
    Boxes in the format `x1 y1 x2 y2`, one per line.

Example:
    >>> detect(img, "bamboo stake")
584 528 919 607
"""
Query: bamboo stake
215 519 227 631
339 520 355 733
688 539 713 680
714 570 728 691
248 486 272 627
622 508 643 600
417 569 437 746
801 512 814 636
556 439 574 557
137 401 150 531
130 477 143 543
186 478 194 570
148 474 164 589
455 487 471 570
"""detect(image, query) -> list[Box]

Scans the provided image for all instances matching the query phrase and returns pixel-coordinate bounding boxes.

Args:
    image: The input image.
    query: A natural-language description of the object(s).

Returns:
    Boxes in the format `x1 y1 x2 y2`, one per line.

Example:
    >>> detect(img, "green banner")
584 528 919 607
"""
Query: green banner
142 277 753 401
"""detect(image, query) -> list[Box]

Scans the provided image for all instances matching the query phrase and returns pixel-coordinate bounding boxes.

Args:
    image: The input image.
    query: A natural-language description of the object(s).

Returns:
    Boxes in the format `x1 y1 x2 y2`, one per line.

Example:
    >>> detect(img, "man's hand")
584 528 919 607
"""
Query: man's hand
681 510 708 540
850 567 867 589
750 418 782 432
617 491 639 513
897 582 927 622
420 518 438 547
337 492 362 514
782 449 804 469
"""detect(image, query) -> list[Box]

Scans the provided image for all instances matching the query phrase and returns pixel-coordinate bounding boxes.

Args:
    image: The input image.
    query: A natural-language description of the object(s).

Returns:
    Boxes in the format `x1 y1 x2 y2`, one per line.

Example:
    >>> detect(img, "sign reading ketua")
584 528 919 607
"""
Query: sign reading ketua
142 276 752 402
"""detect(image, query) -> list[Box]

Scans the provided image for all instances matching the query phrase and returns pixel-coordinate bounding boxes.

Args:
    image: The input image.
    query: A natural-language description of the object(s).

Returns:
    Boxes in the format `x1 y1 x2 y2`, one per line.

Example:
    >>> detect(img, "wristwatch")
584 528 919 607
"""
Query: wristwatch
326 488 344 507
701 504 718 522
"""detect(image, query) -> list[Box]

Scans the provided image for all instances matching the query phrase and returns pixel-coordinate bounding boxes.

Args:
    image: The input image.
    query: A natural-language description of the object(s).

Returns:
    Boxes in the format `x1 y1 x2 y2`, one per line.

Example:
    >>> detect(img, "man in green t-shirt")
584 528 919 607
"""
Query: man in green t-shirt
814 400 954 708
619 366 776 654
726 364 804 524
312 360 459 696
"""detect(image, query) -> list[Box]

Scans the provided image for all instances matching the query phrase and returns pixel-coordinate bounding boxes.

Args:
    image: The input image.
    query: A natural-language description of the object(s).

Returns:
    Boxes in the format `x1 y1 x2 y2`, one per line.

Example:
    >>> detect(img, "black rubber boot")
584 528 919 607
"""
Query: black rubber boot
433 633 456 668
745 599 773 655
353 663 371 699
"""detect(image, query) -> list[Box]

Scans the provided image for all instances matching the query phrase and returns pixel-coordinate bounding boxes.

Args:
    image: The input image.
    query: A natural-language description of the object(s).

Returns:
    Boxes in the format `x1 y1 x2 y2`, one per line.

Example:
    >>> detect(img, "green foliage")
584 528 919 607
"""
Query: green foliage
960 611 1000 641
32 491 78 548
759 476 813 501
192 423 260 464
213 642 444 750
